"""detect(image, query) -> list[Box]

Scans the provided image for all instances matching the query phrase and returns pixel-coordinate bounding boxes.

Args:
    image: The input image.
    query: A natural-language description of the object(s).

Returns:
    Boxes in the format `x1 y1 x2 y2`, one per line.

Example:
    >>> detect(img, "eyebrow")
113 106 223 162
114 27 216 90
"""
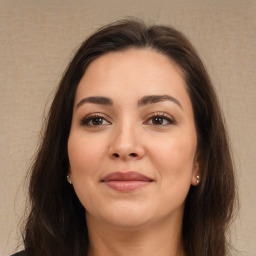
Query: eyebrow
76 96 113 108
138 95 182 109
76 94 182 109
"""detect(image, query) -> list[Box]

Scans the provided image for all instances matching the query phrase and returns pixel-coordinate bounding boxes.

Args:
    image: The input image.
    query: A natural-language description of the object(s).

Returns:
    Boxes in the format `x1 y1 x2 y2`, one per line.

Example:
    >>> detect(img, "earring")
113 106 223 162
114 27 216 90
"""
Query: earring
196 175 200 184
67 175 72 184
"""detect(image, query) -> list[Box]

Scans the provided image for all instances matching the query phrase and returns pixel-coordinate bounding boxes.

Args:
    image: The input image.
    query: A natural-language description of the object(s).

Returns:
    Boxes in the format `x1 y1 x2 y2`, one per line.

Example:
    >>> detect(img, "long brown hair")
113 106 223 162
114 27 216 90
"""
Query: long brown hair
23 19 236 256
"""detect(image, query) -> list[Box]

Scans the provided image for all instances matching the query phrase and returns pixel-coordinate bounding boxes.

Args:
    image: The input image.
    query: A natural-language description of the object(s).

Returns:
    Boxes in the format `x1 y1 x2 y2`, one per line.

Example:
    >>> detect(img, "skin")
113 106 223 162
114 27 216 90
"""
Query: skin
68 49 200 256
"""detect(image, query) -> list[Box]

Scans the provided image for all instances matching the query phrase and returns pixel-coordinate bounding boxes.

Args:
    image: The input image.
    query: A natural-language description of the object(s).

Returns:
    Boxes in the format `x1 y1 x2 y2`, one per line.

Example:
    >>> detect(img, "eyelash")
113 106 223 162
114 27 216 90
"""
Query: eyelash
80 113 111 127
80 112 175 127
144 112 176 126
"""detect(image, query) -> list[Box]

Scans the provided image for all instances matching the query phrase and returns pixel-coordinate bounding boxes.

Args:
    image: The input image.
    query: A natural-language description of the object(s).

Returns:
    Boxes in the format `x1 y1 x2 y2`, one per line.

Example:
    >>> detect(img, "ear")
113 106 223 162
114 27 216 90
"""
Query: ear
66 168 72 185
191 158 201 186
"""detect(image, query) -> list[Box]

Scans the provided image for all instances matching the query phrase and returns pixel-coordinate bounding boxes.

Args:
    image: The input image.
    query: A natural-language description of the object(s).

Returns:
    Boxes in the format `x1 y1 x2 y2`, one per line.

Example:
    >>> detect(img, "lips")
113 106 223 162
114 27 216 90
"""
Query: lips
101 171 153 192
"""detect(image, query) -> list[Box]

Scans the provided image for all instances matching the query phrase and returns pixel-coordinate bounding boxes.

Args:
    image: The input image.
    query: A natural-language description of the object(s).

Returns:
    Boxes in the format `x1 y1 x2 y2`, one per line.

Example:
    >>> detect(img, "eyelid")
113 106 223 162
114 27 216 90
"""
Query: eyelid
144 111 176 125
80 112 112 126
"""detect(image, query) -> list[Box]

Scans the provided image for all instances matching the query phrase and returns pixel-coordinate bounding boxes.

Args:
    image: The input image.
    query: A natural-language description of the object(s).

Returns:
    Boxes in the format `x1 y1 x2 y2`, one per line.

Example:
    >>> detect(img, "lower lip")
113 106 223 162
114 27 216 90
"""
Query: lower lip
104 180 151 192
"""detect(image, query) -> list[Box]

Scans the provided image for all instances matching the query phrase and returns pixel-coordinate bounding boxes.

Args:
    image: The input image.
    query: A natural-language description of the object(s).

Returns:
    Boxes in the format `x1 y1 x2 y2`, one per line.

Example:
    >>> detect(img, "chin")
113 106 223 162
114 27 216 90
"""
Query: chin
91 201 155 229
105 213 153 230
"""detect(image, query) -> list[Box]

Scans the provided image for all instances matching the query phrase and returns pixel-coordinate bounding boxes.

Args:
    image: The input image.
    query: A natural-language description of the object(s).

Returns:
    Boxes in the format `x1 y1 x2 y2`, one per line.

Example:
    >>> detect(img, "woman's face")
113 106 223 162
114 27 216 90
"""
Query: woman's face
68 49 199 230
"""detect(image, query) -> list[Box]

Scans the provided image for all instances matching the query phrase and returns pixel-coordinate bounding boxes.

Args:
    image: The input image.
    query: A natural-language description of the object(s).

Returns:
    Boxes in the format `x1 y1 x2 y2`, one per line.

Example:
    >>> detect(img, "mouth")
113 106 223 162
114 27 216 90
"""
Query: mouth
101 171 153 192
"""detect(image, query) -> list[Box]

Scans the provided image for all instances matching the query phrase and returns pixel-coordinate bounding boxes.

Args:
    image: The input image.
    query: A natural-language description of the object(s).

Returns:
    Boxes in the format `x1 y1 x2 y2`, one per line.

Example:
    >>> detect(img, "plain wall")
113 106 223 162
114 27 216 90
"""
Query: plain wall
0 0 255 255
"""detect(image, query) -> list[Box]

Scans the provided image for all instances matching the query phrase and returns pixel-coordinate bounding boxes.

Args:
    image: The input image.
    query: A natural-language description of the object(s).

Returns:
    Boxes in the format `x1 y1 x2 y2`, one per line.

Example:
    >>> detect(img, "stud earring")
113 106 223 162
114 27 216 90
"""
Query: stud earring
67 175 72 184
196 175 200 184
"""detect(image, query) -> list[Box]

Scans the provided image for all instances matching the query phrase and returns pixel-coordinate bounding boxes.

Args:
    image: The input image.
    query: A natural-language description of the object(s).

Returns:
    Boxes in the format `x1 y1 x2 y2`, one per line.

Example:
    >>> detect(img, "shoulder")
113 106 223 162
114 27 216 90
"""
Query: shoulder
10 251 26 256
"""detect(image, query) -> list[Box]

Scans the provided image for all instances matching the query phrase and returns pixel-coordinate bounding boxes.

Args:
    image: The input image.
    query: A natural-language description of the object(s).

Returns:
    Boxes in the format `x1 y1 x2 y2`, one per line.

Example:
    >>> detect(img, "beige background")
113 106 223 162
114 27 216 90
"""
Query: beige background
0 0 255 255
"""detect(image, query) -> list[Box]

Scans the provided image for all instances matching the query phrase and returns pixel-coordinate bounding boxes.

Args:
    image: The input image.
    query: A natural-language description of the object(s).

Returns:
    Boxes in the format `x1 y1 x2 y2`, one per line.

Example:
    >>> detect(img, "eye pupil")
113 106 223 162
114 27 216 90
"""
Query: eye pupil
152 117 163 125
92 118 103 125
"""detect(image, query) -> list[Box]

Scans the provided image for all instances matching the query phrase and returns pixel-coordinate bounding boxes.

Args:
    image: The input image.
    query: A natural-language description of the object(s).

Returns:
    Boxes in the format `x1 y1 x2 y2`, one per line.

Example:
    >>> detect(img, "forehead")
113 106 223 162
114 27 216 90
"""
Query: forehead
75 48 189 106
83 48 185 82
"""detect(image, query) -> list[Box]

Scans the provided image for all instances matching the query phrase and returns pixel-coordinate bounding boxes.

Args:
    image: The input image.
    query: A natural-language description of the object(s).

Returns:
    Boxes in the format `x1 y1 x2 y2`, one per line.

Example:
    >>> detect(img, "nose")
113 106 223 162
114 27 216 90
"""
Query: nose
109 125 145 161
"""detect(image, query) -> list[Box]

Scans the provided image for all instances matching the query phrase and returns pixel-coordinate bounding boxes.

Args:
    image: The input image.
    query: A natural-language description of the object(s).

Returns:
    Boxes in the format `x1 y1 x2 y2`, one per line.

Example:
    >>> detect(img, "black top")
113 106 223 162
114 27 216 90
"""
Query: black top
11 251 25 256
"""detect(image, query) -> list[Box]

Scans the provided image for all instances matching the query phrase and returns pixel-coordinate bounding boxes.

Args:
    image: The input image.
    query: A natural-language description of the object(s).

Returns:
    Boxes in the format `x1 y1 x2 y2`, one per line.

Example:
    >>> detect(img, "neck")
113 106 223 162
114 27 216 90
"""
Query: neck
86 214 185 256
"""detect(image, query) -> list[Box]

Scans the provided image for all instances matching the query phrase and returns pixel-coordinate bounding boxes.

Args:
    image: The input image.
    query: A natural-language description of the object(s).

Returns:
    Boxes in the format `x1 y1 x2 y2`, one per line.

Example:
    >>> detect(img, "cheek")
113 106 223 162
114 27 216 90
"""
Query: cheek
67 134 105 210
148 135 197 181
153 137 197 205
68 134 106 178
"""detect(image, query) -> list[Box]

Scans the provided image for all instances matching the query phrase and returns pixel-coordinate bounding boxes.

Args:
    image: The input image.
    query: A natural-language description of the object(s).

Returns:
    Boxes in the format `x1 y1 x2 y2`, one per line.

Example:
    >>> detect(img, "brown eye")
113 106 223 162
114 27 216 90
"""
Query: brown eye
80 115 111 127
91 117 104 125
145 112 175 126
151 116 165 125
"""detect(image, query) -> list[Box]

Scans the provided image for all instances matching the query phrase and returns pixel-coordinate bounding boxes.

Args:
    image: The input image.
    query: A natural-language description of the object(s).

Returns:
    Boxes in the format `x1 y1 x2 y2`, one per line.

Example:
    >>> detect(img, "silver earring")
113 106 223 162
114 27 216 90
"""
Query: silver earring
67 175 72 184
196 175 200 184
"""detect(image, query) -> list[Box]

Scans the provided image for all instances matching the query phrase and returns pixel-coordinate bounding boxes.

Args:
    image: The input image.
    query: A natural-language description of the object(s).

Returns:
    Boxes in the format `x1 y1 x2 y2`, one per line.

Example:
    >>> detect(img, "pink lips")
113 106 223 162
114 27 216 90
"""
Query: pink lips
101 171 153 192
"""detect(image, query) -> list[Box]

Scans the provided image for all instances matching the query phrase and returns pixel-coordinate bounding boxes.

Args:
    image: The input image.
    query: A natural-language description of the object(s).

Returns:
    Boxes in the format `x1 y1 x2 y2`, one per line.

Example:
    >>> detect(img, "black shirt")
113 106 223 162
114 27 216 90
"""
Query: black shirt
11 251 25 256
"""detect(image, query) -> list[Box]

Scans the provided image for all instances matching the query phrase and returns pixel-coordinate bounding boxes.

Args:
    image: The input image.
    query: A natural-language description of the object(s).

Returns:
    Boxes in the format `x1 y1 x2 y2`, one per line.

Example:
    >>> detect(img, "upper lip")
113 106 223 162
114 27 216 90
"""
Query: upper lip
101 171 153 182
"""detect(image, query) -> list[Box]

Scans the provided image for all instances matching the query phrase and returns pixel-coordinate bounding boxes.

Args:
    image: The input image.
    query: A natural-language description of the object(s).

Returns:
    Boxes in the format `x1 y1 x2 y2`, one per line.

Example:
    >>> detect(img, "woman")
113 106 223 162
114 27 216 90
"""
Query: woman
13 19 236 256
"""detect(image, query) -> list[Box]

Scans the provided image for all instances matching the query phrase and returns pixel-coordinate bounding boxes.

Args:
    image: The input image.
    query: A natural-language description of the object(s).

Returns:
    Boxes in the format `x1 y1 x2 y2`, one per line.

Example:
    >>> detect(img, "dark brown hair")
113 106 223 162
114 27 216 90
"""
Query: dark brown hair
23 19 236 256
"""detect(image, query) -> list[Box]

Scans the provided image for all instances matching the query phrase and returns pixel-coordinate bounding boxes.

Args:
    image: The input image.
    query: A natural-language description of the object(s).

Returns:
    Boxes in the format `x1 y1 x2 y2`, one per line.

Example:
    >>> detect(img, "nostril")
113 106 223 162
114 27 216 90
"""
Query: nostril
113 153 119 158
129 153 137 157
